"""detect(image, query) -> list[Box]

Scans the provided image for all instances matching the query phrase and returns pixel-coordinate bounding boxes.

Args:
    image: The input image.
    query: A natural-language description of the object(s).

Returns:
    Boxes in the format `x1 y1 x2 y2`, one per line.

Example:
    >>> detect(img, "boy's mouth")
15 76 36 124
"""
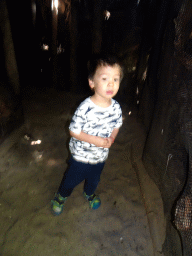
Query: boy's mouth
106 90 113 95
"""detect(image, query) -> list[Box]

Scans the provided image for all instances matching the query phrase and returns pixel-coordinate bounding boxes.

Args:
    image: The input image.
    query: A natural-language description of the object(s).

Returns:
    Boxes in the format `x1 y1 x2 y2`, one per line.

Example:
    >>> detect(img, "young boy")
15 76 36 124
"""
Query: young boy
51 54 123 215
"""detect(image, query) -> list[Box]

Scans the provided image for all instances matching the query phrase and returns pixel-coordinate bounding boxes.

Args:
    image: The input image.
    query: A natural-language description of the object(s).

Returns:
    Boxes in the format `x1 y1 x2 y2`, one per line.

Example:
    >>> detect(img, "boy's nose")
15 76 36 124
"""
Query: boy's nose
108 80 114 86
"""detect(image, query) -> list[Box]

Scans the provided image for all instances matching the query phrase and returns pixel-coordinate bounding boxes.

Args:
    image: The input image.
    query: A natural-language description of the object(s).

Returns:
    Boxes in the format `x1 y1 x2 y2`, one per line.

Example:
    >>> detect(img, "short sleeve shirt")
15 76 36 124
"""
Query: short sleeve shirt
69 97 123 164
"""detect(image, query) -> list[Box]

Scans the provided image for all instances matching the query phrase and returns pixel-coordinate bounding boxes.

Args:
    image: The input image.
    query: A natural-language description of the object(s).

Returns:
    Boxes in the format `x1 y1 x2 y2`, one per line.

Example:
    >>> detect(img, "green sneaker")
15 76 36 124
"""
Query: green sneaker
83 192 101 210
51 193 67 216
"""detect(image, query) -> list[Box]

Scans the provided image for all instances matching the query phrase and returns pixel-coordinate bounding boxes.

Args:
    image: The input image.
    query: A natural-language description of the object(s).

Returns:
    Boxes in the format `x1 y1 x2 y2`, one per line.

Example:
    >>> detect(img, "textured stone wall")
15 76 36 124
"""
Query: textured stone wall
139 0 192 255
0 0 20 95
0 1 23 144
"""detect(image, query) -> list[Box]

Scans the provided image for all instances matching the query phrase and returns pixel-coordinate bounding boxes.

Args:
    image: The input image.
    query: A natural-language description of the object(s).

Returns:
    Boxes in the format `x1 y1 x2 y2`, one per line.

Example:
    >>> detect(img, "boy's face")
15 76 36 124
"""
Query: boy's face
88 64 121 102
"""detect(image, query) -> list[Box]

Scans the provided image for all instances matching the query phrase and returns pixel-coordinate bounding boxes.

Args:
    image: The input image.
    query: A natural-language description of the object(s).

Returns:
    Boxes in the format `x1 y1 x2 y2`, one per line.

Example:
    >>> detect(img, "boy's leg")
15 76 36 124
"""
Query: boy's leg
58 157 88 197
52 157 87 215
84 161 105 196
83 161 105 210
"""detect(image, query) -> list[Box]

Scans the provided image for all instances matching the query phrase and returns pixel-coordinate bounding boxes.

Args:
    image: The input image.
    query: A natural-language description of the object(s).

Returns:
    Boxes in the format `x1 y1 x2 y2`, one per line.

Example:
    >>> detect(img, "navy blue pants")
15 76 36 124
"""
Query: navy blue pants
58 157 105 197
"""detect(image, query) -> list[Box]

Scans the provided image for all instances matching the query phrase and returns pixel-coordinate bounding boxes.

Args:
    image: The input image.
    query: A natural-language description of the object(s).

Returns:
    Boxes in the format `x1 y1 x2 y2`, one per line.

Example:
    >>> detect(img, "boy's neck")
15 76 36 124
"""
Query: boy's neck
90 95 112 108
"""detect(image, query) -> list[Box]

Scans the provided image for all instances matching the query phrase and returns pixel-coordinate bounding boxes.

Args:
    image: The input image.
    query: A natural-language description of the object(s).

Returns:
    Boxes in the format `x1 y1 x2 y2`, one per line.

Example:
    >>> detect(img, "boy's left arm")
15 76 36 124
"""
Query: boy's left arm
110 128 119 140
108 104 122 145
108 128 120 145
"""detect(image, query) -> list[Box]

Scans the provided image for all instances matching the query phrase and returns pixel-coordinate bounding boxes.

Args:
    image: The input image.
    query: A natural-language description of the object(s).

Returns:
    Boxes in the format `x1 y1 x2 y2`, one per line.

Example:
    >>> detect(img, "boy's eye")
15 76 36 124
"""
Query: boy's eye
102 77 107 81
114 78 120 82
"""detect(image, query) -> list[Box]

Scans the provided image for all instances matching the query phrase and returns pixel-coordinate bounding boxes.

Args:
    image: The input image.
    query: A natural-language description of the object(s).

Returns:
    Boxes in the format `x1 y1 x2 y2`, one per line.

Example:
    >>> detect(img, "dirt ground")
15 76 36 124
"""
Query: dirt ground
0 88 161 256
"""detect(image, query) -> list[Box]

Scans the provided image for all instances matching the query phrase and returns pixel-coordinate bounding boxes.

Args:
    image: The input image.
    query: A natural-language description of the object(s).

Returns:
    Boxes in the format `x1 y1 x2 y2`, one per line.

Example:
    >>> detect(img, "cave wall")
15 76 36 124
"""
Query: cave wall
0 0 20 95
0 0 23 143
139 0 192 255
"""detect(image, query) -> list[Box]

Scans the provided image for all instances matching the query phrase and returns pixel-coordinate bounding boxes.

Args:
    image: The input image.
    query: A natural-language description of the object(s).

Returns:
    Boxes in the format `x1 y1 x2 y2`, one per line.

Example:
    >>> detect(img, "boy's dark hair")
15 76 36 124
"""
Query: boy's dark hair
87 54 124 80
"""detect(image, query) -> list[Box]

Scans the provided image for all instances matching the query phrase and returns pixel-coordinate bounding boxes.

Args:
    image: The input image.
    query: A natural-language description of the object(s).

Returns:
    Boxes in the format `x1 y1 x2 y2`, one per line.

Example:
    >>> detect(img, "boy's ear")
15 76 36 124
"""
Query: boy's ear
88 78 94 89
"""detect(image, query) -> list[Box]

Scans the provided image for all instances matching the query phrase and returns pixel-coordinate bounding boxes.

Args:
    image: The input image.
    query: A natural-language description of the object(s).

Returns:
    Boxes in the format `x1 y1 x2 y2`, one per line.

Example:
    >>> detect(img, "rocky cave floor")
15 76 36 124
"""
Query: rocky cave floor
0 88 160 256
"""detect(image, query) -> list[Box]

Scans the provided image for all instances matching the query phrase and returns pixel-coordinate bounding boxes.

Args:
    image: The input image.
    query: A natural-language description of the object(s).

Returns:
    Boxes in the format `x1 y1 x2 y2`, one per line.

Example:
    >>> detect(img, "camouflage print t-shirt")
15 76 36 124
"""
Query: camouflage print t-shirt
69 97 123 164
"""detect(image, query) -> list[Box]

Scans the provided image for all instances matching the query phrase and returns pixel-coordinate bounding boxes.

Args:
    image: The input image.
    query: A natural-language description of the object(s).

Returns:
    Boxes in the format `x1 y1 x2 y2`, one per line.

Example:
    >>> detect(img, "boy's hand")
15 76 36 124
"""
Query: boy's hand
94 137 113 148
104 138 114 148
70 131 115 148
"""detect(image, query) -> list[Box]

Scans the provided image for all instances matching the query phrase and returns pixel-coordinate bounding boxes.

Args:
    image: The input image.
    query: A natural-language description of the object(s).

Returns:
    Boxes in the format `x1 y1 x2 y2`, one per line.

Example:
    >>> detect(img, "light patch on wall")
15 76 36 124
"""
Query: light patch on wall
52 0 59 14
31 140 41 145
104 10 111 20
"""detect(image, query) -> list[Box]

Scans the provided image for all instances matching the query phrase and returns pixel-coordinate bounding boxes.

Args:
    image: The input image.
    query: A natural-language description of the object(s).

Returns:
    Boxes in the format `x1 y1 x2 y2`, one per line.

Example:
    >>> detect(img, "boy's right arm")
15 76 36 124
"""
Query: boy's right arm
69 130 111 148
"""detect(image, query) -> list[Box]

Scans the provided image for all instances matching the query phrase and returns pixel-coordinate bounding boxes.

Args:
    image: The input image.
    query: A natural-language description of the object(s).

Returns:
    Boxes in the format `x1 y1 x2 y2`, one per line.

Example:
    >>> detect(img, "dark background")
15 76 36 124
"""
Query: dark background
1 0 192 255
